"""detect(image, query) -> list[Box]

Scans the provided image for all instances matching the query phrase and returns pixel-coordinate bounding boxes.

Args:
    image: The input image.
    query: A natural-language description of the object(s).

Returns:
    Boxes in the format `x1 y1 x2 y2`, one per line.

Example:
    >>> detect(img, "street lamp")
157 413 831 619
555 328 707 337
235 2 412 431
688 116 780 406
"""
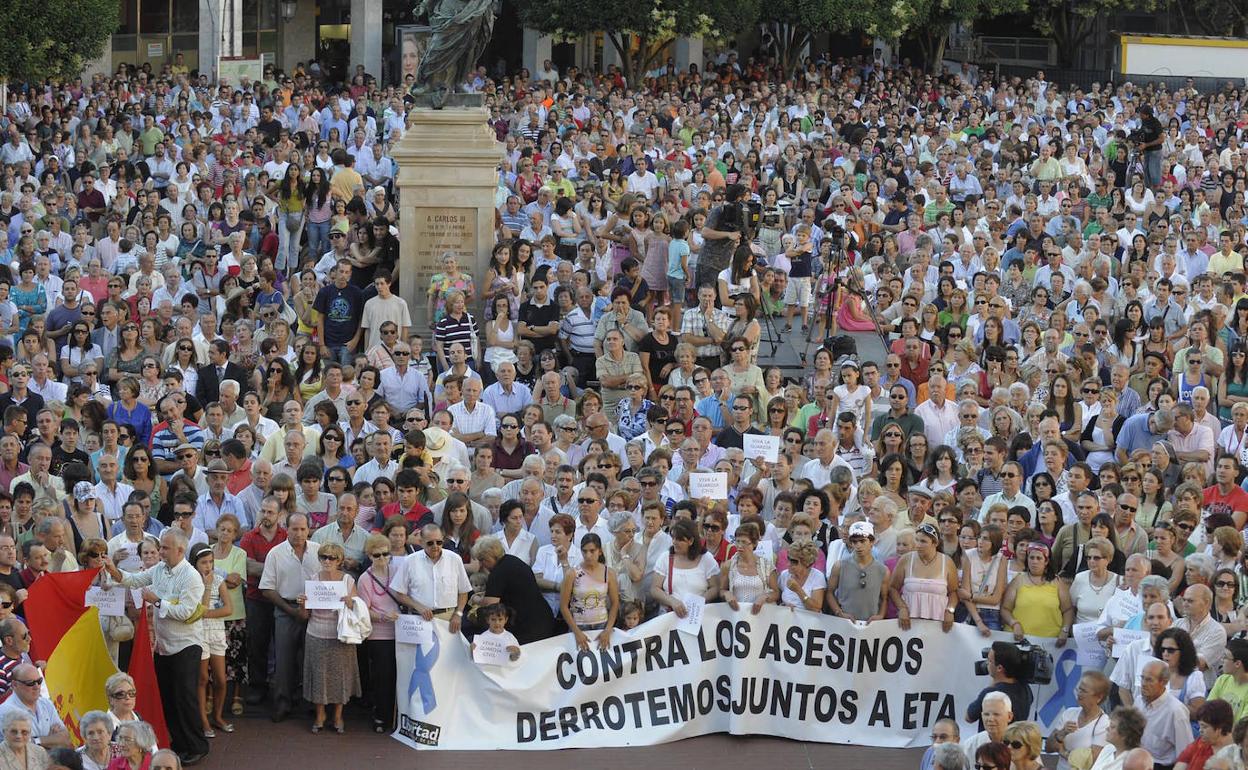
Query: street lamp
280 0 298 21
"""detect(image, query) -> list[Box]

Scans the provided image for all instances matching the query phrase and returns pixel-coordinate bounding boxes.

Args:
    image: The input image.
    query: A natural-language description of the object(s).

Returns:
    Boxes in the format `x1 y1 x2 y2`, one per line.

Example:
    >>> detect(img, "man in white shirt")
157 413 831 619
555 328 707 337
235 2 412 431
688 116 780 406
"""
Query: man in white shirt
571 488 611 546
1112 600 1173 705
448 379 497 450
1139 659 1194 766
1176 584 1227 686
961 691 1011 763
257 511 320 722
352 432 399 485
796 428 852 488
391 523 470 633
915 373 960 449
103 529 211 762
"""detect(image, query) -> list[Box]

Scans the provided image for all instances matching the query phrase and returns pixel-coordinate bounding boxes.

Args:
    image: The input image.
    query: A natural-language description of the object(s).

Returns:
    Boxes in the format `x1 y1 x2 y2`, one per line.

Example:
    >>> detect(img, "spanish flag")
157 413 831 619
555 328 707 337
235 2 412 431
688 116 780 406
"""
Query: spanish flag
26 571 170 748
43 608 115 746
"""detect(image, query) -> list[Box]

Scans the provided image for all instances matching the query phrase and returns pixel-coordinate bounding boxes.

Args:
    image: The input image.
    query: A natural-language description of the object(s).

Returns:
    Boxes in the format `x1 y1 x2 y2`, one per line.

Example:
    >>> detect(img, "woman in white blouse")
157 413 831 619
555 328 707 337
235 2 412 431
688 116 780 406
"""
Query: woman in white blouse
650 519 719 616
1047 670 1110 770
497 500 537 565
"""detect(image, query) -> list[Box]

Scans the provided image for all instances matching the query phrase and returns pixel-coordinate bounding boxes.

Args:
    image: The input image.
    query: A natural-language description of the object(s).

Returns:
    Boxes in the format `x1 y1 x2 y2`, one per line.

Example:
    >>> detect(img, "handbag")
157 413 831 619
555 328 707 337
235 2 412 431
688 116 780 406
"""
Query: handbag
104 613 135 642
366 568 416 616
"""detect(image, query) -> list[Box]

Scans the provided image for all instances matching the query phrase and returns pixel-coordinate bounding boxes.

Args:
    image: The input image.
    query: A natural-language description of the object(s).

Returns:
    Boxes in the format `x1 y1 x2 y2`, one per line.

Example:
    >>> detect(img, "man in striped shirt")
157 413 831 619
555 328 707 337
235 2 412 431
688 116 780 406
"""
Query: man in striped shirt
151 393 205 479
559 287 597 384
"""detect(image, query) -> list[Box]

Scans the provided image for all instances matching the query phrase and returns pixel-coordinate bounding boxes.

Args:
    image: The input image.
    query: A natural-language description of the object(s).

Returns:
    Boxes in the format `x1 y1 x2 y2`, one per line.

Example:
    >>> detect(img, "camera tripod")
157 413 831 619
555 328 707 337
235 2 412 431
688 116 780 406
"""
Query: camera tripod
800 243 891 366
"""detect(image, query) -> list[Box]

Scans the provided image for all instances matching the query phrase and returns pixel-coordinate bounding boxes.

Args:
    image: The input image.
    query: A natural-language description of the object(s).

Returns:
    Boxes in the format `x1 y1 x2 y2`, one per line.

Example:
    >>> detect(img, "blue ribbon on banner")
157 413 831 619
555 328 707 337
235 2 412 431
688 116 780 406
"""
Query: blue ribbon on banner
1037 648 1081 725
408 633 441 715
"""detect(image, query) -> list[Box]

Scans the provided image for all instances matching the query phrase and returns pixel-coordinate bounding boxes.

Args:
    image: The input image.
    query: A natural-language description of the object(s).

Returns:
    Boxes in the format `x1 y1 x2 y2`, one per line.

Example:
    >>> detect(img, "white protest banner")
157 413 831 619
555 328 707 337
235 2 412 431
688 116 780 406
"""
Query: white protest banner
674 594 705 636
84 586 126 617
393 605 1085 751
473 636 512 666
742 434 780 464
304 580 347 610
397 615 434 646
1071 622 1106 669
1111 628 1149 658
688 472 728 500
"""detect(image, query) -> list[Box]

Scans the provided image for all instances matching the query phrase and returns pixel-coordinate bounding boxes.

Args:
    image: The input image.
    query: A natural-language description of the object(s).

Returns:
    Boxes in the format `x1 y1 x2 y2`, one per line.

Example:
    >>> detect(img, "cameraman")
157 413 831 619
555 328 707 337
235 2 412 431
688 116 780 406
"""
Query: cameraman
966 641 1033 729
698 184 747 289
1133 104 1164 189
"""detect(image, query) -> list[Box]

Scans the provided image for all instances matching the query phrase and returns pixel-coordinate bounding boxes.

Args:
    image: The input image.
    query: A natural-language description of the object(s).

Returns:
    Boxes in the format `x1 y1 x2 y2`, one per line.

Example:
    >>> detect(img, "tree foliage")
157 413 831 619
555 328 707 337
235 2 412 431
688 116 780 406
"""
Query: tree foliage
0 0 120 83
756 0 858 71
863 0 1026 68
1029 0 1156 68
517 0 759 82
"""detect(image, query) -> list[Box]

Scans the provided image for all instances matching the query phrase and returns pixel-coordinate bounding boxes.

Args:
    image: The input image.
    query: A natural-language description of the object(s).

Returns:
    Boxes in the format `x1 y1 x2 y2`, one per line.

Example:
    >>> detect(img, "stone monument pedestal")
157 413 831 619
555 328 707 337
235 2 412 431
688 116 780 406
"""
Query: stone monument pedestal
391 106 502 335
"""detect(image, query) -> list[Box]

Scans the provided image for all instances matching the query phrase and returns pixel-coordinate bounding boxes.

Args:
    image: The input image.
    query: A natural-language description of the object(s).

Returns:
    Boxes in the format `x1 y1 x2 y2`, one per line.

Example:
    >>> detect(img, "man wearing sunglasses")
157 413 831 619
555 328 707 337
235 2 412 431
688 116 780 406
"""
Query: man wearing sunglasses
0 618 33 702
392 524 470 634
0 662 71 749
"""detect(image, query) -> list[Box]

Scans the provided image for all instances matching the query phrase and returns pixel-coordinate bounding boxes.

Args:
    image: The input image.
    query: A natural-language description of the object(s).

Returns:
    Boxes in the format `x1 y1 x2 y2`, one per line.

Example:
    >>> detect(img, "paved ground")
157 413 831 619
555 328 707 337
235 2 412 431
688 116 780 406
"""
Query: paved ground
199 707 928 769
757 308 890 375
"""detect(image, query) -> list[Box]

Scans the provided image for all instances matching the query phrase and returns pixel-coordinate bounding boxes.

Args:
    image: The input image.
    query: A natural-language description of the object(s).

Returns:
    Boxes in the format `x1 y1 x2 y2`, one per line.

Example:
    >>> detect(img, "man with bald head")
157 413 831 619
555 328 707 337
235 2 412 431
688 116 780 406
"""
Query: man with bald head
0 662 71 748
795 428 852 488
1139 659 1193 766
102 528 210 764
1114 600 1173 706
257 400 321 465
1120 748 1154 770
392 524 470 634
1176 583 1227 685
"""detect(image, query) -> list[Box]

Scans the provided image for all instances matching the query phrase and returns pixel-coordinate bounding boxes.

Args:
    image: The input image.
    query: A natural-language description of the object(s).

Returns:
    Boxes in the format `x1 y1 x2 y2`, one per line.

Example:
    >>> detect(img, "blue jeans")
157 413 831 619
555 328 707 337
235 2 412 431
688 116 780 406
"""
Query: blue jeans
306 220 330 265
1144 149 1162 189
326 344 355 366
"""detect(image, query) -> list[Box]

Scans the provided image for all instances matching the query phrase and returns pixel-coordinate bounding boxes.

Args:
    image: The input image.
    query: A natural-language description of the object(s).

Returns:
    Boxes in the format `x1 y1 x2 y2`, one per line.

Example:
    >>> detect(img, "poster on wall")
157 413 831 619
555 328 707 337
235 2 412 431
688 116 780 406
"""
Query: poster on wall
218 57 264 86
395 25 433 86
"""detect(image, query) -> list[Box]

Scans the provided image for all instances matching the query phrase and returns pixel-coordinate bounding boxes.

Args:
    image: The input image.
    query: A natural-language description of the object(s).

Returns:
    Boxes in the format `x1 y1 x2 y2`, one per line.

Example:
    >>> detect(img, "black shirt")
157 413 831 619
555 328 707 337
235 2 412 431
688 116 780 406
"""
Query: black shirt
484 554 554 644
518 300 560 354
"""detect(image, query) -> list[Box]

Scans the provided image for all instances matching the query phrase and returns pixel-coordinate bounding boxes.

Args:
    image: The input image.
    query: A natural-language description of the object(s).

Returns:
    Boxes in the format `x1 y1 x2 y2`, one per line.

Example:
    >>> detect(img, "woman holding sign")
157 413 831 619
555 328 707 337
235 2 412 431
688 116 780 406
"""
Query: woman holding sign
650 519 720 618
560 534 620 651
302 543 361 734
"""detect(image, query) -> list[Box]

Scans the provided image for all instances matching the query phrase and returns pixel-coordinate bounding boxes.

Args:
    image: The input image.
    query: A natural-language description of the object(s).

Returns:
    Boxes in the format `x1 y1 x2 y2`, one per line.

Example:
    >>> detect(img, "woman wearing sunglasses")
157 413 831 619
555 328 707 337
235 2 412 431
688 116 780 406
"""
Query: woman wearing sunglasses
1002 721 1044 770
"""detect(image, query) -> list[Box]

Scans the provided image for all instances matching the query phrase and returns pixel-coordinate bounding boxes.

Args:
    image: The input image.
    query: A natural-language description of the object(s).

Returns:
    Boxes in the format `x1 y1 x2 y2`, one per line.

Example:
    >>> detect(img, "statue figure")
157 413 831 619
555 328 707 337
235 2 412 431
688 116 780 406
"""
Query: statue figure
411 0 497 109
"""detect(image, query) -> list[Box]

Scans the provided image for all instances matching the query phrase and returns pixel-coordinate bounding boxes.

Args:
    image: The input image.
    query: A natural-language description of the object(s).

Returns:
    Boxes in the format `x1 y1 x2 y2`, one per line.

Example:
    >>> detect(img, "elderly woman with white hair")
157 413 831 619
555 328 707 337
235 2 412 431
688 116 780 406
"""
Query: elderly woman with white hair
0 710 48 770
77 711 113 770
109 720 157 770
605 511 645 603
103 672 149 740
930 742 967 770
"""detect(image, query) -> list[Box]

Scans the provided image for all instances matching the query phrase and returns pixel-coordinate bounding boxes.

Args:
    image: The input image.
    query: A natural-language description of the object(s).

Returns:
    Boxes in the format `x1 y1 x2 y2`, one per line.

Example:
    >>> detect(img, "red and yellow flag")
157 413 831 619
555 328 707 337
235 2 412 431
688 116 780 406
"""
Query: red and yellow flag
44 608 115 746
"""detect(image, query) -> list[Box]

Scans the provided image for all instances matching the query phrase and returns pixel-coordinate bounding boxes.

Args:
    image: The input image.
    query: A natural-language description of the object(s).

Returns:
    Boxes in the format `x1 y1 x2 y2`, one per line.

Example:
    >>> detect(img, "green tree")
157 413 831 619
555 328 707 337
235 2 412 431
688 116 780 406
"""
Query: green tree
517 0 759 84
0 0 119 83
877 0 1026 68
756 0 859 72
1029 0 1156 68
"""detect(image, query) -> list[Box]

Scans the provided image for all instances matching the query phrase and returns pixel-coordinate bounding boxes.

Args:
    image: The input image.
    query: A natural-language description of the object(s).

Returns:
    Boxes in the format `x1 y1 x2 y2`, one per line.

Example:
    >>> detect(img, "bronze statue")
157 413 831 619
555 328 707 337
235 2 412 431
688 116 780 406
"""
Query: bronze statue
411 0 497 108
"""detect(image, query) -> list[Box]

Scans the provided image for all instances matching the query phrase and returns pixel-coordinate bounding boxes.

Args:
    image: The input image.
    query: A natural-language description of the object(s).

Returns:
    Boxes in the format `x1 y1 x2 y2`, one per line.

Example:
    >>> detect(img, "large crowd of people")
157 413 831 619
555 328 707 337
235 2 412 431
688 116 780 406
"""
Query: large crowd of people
0 37 1248 770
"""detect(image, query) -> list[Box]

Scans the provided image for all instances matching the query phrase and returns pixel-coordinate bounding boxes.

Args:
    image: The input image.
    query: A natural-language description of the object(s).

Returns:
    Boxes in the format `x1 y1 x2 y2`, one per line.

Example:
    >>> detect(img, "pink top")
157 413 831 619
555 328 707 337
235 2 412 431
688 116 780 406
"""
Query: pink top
358 567 399 640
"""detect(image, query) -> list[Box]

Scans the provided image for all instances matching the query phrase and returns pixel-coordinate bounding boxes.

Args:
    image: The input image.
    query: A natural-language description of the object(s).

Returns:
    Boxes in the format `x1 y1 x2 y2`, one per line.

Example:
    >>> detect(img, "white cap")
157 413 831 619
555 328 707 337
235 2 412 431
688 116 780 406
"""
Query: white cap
848 521 874 539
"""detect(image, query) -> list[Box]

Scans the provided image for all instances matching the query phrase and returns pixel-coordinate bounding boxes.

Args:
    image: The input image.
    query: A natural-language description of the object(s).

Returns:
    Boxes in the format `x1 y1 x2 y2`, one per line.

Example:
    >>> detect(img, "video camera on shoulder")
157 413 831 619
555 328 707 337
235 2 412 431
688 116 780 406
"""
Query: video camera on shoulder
973 641 1053 685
